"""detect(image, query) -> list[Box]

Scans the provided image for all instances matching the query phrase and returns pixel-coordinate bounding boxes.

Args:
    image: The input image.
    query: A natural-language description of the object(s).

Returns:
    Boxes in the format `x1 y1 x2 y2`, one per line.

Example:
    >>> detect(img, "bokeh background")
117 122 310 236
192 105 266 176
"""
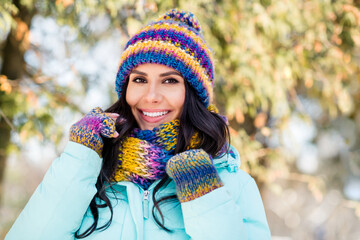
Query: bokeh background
1 0 360 239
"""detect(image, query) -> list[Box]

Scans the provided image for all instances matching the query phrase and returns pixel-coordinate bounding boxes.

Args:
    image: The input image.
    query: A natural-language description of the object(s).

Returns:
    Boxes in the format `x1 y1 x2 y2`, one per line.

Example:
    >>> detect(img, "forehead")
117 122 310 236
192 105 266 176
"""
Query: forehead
131 63 181 75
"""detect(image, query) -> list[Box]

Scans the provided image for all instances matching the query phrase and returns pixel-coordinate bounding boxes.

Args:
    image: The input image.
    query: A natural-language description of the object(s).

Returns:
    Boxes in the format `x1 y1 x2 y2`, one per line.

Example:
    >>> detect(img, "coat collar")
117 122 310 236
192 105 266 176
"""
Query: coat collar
113 145 241 240
213 145 241 173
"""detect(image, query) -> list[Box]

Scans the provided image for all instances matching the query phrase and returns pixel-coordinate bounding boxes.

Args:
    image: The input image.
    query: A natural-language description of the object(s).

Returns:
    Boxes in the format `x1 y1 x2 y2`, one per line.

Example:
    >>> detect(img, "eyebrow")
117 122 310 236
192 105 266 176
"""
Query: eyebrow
131 70 147 76
160 71 183 77
131 70 182 77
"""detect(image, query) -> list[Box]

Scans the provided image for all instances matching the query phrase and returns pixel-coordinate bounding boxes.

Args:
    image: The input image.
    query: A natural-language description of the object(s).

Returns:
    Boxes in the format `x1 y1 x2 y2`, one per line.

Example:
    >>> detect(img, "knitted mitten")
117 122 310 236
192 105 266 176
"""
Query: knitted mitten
69 107 119 156
166 149 224 202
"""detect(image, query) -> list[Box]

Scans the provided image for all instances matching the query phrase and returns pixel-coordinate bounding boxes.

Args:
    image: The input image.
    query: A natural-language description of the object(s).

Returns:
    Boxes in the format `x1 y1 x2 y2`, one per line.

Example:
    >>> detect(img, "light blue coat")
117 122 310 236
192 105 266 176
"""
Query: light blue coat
6 142 271 240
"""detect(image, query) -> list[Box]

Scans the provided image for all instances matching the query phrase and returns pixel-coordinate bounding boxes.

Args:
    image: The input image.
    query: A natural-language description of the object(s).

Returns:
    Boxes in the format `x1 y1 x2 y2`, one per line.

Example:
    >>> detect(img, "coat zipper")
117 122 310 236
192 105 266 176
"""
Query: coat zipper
143 190 149 219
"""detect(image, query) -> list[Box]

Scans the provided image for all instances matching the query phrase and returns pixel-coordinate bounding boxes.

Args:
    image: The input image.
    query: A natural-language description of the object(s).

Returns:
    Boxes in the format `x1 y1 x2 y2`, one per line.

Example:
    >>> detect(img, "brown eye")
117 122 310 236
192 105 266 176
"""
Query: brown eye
163 78 179 84
132 77 146 83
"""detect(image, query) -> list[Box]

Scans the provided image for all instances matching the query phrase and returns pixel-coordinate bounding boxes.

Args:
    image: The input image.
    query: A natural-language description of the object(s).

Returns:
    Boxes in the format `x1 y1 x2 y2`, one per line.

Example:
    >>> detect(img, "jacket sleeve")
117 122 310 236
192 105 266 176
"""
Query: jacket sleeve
180 171 271 240
5 141 102 240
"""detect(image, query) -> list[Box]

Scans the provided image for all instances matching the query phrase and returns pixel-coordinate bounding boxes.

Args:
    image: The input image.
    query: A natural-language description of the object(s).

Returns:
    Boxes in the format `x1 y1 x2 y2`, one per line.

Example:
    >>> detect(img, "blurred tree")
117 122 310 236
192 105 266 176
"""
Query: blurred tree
0 0 360 211
0 0 156 202
0 0 36 202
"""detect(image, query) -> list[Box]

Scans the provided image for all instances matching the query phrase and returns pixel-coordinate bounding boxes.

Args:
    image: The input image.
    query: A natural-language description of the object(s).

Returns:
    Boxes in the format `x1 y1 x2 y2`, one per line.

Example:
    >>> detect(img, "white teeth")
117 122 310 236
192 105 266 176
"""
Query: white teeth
142 111 169 117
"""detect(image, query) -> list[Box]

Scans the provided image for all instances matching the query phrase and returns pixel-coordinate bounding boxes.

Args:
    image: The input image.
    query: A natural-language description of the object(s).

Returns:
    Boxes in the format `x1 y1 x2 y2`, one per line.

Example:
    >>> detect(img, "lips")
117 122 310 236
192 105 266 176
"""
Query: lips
138 109 171 124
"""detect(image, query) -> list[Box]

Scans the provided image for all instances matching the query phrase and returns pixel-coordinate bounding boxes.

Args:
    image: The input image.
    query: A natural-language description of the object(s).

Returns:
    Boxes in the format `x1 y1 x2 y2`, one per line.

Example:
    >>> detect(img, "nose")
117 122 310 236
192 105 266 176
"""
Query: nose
144 83 162 103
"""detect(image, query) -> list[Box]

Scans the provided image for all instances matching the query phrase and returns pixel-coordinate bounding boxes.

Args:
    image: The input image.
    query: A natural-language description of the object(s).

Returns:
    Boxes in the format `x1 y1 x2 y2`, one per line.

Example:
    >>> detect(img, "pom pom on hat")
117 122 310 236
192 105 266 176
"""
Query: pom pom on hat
156 8 202 33
115 9 214 107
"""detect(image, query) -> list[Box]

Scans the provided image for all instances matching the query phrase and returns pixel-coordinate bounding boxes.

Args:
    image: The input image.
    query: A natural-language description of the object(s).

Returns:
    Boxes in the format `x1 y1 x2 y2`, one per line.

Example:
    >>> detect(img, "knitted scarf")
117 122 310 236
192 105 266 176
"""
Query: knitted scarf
112 119 200 189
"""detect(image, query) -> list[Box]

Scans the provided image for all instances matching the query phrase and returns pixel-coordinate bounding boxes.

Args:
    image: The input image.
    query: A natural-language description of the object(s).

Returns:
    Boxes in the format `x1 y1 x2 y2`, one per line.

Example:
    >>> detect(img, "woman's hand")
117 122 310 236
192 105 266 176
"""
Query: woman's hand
69 107 120 156
166 149 224 202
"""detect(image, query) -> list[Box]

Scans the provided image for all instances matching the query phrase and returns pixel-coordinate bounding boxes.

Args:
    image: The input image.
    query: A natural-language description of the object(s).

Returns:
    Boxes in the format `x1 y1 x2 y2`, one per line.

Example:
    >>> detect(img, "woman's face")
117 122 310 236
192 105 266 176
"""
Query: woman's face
126 63 186 130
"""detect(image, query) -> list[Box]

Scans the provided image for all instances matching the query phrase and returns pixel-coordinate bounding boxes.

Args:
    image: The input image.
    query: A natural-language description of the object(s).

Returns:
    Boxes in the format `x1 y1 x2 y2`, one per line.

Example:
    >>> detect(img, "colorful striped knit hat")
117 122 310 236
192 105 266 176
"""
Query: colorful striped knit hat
115 9 214 107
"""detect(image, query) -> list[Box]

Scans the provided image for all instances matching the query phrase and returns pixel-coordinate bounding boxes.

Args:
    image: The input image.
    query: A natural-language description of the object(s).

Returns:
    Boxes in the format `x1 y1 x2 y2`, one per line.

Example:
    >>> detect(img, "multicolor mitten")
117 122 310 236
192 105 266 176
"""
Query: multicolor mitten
166 149 224 202
69 107 119 156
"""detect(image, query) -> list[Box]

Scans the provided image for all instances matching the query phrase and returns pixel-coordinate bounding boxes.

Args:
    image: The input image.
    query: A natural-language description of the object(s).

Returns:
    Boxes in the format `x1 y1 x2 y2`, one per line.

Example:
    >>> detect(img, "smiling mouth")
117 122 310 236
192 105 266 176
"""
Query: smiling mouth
141 110 170 117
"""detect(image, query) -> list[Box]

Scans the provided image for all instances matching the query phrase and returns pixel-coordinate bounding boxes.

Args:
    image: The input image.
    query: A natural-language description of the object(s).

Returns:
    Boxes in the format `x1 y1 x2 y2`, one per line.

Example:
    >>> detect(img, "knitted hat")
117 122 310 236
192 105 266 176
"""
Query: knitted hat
115 9 214 107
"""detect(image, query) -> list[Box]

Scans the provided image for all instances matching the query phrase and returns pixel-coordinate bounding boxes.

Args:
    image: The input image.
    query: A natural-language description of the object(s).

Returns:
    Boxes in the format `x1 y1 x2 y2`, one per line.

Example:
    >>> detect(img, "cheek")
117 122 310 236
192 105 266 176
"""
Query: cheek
170 87 186 113
125 84 138 108
125 94 133 108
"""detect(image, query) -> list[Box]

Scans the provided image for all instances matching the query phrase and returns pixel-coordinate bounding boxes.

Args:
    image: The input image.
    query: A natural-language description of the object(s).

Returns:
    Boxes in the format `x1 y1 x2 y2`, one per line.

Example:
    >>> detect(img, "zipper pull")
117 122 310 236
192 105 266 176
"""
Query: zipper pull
143 190 149 219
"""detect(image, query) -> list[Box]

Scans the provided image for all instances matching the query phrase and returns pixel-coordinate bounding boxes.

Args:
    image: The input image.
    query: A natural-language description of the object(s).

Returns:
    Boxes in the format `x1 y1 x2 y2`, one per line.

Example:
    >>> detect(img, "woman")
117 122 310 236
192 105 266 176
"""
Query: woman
6 9 271 240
